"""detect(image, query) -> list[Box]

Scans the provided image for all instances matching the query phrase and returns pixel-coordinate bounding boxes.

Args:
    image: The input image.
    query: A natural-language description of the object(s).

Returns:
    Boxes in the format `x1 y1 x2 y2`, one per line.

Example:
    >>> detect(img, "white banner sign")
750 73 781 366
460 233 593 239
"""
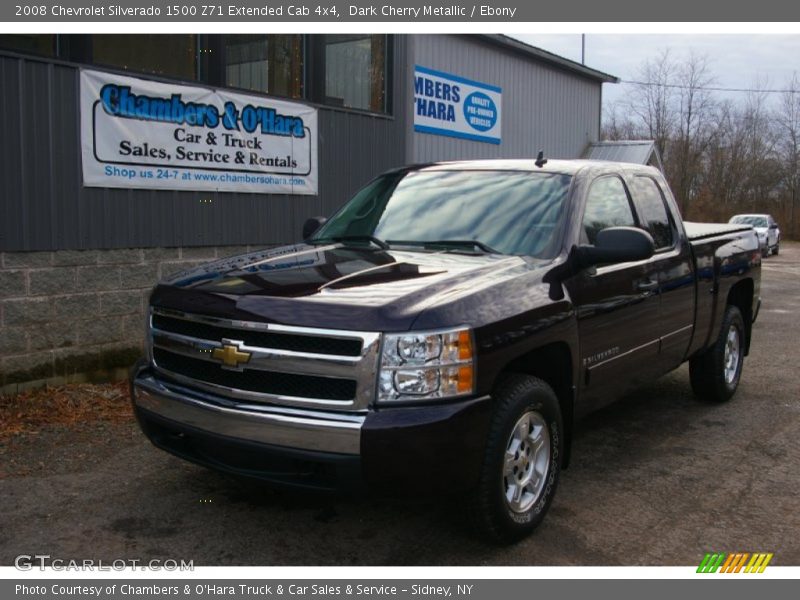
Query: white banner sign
80 69 318 194
413 65 502 145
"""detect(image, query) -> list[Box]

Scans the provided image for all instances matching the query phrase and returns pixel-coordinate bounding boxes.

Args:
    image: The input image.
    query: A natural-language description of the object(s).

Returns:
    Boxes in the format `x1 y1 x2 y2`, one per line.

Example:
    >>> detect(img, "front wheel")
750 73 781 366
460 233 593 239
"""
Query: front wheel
471 374 563 543
689 305 745 402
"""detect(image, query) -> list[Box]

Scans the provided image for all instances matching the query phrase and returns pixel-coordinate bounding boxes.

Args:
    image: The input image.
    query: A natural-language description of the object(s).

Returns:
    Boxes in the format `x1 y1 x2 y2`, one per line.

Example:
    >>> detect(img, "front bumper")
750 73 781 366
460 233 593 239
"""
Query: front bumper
131 361 491 494
134 370 363 454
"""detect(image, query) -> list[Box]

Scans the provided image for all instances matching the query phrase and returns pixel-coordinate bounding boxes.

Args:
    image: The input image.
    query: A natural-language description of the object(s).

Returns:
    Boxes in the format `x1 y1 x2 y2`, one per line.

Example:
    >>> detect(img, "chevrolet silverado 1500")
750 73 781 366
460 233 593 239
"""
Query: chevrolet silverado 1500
130 159 761 542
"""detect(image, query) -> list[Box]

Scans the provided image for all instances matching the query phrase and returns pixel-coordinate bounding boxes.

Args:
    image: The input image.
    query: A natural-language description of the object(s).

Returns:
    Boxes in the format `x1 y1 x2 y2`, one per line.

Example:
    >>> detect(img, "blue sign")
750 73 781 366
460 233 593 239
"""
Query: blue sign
413 65 502 144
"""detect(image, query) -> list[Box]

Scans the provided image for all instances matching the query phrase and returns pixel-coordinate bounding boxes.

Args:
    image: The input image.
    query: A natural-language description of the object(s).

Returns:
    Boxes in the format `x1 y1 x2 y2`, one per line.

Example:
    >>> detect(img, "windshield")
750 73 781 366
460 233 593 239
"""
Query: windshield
730 215 767 227
312 170 572 257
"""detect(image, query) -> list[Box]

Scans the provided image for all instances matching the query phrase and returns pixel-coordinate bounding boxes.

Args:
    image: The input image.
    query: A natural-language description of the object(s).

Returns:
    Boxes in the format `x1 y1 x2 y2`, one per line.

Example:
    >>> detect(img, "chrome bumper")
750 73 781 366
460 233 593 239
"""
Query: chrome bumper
132 371 364 455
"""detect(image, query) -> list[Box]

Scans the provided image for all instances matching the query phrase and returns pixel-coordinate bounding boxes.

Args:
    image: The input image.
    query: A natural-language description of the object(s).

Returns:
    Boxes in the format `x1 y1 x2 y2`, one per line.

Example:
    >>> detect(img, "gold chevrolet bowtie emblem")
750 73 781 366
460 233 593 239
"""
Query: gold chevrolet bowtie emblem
212 342 251 369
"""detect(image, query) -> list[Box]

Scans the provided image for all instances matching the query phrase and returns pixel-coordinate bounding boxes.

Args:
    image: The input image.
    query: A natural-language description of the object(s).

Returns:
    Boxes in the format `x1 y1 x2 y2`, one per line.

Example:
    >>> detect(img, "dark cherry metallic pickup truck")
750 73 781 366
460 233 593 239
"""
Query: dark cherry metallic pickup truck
130 159 761 542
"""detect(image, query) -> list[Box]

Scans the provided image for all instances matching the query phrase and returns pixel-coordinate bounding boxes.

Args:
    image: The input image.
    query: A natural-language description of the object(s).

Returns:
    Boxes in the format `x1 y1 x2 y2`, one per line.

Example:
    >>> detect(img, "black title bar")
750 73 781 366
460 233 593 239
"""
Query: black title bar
3 0 800 22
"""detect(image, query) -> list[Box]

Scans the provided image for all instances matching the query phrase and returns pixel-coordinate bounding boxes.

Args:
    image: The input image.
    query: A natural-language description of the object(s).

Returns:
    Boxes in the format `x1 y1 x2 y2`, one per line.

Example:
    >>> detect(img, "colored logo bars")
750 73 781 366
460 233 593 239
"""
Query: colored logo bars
697 552 774 573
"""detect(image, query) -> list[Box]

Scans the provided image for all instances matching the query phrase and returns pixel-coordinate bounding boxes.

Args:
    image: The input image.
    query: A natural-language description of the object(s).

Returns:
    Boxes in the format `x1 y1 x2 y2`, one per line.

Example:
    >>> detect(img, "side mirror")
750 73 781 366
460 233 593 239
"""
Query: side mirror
302 216 327 240
576 226 655 268
769 223 778 230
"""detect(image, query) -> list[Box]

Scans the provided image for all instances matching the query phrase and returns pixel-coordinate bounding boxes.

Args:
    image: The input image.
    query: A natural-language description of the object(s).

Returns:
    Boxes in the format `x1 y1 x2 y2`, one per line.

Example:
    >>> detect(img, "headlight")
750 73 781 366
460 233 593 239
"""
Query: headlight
378 327 474 404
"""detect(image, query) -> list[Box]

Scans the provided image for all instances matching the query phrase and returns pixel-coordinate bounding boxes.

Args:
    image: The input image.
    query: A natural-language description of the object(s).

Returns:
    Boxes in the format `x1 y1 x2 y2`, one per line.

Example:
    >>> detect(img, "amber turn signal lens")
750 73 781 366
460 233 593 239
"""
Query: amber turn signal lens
457 365 473 393
458 330 473 361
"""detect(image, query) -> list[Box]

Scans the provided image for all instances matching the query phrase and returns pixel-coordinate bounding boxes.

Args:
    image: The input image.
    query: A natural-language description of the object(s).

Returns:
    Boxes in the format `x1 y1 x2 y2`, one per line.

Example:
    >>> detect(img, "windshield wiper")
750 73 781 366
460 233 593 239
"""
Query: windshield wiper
312 235 390 250
389 239 500 254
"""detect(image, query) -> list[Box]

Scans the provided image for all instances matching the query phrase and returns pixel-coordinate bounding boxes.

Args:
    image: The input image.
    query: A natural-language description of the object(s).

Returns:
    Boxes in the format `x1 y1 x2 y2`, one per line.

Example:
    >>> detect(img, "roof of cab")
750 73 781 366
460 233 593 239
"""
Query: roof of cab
412 158 659 176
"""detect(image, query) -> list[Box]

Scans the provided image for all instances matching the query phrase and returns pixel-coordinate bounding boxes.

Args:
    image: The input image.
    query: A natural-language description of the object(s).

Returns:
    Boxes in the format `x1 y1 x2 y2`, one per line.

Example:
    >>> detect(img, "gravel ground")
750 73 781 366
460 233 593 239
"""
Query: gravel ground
1 243 798 566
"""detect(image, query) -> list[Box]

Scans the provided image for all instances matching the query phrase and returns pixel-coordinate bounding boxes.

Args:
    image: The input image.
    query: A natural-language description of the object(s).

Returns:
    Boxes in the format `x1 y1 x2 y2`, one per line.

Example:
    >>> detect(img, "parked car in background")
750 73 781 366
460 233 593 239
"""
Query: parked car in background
729 214 780 256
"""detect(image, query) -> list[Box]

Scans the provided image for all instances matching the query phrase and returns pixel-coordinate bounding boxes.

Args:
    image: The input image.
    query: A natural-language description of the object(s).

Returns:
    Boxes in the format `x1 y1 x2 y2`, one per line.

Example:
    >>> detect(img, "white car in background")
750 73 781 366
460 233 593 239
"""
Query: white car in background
729 214 781 256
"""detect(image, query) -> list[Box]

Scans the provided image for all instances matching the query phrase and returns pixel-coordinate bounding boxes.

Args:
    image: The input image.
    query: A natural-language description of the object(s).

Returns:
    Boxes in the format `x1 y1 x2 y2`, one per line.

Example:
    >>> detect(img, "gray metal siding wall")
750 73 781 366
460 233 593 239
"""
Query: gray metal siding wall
0 38 409 252
411 35 601 162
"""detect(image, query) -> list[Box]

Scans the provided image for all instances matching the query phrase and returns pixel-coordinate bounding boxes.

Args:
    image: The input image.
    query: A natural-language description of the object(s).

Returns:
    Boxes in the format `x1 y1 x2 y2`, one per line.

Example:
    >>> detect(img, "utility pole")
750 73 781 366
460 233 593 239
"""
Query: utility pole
581 34 585 65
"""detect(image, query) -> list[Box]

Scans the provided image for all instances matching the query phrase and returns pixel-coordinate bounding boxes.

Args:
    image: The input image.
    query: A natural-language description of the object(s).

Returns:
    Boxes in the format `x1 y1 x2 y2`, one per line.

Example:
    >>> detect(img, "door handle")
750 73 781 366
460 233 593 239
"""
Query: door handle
637 279 659 292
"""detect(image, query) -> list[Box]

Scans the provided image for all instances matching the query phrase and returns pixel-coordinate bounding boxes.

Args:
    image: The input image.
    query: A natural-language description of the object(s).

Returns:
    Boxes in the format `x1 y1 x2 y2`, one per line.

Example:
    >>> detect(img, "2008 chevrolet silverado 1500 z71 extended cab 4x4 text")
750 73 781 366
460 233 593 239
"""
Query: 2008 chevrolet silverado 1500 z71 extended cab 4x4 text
130 159 761 542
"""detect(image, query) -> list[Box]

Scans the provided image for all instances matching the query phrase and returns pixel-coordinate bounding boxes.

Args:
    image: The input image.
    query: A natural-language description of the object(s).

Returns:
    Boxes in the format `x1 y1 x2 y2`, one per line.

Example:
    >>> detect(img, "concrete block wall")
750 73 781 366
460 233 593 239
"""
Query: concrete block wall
0 245 256 394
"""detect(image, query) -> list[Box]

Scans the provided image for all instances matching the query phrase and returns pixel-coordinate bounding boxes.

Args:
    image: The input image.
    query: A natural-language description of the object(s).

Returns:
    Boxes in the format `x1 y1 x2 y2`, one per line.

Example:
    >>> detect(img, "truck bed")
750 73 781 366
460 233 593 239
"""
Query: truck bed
684 221 752 241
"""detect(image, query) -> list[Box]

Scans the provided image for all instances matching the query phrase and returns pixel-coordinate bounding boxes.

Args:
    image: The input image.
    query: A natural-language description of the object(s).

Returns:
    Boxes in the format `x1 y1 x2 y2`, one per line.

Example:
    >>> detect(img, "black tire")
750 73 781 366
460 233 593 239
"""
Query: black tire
689 305 745 403
471 374 563 544
774 244 779 255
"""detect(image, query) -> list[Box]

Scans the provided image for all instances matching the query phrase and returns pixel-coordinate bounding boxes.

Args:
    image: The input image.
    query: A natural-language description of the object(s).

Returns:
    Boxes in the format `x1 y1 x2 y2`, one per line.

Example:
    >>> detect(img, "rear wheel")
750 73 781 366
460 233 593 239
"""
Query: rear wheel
471 374 563 543
689 305 745 403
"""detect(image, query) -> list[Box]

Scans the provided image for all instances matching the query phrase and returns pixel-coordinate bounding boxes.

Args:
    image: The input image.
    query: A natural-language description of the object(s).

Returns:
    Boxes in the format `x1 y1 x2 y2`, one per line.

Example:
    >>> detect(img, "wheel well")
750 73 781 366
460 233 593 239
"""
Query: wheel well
497 342 575 468
727 279 754 353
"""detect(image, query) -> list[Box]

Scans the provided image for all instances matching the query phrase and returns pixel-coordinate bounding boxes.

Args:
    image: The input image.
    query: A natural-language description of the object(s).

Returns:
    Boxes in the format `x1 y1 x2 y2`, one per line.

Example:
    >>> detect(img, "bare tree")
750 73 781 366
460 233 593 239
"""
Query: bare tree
622 49 676 159
776 73 800 237
700 101 740 209
670 52 718 215
739 82 781 213
601 103 641 140
601 51 795 236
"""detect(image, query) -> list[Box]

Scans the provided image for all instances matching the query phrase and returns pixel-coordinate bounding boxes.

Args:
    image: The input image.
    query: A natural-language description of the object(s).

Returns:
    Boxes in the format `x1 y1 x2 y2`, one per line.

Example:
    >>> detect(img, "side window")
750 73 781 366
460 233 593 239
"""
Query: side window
582 176 636 245
631 176 675 250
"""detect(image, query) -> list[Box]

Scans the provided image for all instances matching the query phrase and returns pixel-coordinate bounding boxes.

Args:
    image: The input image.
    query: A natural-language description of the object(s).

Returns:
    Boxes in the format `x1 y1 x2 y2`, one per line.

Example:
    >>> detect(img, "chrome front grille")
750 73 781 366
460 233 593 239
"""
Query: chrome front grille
151 313 363 356
148 307 381 411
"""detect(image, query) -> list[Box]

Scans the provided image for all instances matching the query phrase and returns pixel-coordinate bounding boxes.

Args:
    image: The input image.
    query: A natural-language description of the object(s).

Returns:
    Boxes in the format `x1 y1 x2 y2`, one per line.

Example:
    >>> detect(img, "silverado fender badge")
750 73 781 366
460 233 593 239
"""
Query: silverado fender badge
212 340 252 370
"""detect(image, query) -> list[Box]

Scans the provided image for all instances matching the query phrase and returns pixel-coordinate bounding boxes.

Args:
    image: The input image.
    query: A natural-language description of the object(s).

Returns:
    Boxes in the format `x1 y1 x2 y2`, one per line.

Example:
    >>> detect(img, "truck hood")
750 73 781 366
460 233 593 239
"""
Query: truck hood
149 243 546 331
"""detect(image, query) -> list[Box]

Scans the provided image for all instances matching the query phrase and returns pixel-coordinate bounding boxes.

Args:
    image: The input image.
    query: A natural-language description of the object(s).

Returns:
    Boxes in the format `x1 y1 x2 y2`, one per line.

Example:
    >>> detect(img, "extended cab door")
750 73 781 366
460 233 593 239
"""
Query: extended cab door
565 175 664 411
628 174 695 372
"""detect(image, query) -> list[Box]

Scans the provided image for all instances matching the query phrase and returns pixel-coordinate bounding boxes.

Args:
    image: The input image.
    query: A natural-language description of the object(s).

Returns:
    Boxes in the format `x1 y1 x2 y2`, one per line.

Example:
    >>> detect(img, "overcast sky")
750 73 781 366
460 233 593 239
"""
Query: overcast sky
513 34 800 113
